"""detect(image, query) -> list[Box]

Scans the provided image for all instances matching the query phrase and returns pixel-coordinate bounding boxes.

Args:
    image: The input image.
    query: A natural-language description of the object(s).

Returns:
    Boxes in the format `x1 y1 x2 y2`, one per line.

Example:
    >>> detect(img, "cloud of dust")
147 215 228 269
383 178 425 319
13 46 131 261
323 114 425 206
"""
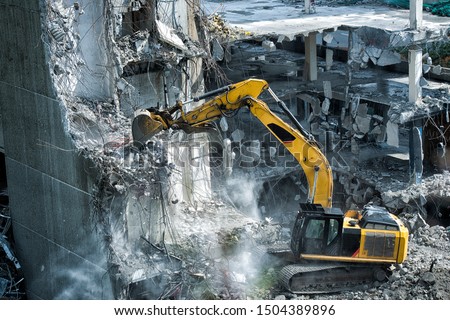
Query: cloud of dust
226 175 263 220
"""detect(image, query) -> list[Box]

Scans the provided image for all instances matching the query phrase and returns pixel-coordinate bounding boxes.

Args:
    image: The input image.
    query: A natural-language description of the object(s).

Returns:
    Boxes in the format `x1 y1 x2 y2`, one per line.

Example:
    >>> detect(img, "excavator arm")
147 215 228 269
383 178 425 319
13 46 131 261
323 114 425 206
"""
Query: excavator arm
132 78 409 293
132 78 333 208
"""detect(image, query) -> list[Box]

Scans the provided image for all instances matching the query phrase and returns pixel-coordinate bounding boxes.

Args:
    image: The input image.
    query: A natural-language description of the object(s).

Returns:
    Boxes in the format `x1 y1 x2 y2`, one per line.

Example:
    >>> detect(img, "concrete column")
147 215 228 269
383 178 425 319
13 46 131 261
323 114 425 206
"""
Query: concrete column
305 0 312 14
304 33 318 81
326 49 333 71
409 48 423 103
409 124 423 184
410 0 423 30
183 132 211 204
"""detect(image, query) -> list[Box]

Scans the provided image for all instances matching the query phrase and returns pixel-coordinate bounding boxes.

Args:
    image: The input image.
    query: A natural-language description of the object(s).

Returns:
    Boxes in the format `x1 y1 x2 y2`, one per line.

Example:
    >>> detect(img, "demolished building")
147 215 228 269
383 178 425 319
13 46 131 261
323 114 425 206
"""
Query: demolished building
0 0 221 299
206 0 450 217
0 0 450 300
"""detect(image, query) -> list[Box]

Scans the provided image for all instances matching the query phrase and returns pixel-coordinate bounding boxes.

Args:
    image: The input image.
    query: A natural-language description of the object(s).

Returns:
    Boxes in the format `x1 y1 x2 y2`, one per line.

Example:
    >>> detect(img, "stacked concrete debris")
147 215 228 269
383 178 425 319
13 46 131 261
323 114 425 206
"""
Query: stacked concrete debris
382 171 450 210
0 209 25 299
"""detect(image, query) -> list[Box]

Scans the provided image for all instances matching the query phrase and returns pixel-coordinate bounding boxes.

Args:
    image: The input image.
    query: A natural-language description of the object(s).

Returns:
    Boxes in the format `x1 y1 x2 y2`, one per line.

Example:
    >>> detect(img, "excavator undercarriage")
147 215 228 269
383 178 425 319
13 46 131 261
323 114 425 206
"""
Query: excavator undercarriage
279 263 390 294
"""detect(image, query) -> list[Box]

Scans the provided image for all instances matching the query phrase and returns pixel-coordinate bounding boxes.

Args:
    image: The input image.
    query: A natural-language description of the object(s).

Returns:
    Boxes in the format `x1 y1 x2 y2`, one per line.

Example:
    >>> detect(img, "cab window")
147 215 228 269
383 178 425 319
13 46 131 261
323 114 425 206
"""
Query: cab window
365 223 398 231
305 219 325 239
327 219 339 245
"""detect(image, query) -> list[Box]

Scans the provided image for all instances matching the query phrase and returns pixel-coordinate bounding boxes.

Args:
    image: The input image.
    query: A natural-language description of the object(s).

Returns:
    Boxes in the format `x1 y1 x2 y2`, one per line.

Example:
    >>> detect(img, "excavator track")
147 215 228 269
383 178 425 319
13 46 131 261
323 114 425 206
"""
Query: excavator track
279 263 389 294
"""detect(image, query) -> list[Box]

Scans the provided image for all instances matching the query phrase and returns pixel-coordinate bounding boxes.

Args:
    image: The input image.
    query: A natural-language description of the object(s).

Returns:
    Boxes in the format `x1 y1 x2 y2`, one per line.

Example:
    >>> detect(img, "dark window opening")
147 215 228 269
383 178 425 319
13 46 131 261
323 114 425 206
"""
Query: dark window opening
364 222 399 231
123 61 163 77
121 3 154 36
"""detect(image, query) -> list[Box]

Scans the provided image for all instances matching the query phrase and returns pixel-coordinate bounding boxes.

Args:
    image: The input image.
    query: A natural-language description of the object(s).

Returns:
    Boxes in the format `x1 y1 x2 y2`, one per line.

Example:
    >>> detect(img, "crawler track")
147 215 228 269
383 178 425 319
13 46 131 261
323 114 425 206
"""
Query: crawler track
279 263 389 294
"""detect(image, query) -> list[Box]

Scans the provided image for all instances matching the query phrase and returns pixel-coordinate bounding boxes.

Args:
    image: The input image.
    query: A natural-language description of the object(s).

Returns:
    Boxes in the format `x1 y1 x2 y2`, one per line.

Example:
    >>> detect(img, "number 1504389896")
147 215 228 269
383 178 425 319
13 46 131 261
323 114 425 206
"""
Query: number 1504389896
256 304 336 316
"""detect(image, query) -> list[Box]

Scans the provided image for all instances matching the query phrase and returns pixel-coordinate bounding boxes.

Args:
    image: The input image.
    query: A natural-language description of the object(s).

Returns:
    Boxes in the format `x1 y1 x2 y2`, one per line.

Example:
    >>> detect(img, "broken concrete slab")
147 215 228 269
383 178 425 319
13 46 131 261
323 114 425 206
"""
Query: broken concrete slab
386 120 399 147
156 20 188 51
355 115 371 134
205 2 450 40
366 47 383 59
262 40 276 52
377 50 401 66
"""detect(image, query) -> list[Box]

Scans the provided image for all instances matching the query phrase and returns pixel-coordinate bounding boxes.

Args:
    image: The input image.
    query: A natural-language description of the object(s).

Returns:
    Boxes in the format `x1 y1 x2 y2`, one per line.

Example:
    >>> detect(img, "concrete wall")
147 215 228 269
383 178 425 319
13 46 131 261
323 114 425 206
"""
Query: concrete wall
0 0 208 299
158 0 199 39
0 113 4 151
0 0 113 299
67 0 114 99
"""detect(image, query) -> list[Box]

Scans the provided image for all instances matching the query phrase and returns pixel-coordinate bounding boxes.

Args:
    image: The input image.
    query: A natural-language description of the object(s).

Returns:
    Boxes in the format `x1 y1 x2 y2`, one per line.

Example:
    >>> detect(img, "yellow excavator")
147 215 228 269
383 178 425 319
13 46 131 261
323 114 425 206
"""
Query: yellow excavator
132 78 409 293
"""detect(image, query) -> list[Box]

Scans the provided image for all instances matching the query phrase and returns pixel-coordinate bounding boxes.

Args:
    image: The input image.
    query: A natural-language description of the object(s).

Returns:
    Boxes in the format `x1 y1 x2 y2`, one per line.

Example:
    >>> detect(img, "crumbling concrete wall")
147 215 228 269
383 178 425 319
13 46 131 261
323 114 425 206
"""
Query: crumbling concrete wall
0 0 215 299
0 0 113 299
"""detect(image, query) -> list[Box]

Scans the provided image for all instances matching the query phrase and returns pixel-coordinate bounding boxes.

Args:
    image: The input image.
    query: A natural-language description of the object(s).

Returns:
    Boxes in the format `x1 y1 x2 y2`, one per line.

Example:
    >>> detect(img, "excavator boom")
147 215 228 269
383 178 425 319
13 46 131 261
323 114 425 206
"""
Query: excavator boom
132 78 333 208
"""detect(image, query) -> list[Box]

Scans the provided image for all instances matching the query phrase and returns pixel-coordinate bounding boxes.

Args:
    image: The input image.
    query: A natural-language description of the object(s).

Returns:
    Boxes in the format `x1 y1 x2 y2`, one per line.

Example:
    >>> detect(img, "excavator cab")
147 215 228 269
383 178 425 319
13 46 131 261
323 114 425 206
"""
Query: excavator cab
291 203 409 264
291 204 344 257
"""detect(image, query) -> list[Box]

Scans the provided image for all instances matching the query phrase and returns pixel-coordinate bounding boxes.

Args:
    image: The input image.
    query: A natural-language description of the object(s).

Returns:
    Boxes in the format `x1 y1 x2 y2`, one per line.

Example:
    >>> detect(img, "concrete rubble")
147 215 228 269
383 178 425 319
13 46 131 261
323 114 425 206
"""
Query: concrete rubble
0 204 24 299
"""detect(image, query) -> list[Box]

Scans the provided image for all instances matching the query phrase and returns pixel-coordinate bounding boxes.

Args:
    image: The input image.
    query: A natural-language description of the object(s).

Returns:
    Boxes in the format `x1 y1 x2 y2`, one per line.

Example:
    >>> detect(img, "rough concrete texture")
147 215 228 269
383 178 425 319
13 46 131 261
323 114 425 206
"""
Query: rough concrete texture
0 0 113 299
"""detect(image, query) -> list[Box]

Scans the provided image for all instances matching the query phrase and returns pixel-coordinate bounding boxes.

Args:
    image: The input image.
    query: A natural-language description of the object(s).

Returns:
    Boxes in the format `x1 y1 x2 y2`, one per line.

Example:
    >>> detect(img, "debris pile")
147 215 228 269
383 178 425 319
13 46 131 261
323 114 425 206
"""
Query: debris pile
42 0 199 299
0 208 25 299
116 28 205 71
202 13 253 41
388 95 450 125
382 171 450 209
157 199 285 299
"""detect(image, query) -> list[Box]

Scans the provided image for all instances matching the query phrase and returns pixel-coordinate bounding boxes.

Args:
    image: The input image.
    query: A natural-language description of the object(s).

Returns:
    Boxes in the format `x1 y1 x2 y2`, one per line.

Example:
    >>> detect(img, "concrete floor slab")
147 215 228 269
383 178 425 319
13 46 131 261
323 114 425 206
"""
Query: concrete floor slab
203 1 450 37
